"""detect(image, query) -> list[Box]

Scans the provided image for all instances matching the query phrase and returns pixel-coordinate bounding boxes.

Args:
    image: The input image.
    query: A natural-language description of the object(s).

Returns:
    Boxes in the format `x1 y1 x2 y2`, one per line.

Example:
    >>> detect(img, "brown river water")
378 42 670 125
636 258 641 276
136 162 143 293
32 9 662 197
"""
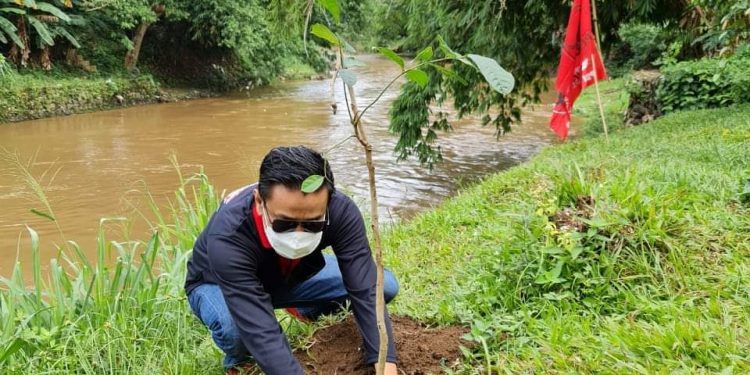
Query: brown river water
0 55 560 277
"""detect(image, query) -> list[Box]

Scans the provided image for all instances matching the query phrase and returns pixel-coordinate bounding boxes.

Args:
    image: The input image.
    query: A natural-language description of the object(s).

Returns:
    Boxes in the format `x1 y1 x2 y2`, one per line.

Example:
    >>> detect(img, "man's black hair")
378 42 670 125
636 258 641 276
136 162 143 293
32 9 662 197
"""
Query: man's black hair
258 146 335 200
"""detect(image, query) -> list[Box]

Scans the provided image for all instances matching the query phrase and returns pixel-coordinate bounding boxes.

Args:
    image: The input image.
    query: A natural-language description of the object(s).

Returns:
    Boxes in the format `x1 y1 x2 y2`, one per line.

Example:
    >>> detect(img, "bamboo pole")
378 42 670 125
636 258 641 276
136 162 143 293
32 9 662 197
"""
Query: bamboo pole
589 0 609 140
591 53 609 140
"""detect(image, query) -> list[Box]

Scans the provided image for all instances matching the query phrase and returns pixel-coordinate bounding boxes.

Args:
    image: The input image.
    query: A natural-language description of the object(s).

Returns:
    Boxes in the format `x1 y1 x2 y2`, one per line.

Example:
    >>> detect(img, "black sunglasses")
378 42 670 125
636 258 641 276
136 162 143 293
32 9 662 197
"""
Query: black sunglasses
263 204 328 233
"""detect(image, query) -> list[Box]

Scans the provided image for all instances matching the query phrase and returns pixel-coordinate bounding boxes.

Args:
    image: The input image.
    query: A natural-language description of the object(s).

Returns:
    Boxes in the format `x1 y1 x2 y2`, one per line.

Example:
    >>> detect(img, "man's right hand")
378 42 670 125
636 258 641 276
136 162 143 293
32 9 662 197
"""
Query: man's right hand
382 362 398 375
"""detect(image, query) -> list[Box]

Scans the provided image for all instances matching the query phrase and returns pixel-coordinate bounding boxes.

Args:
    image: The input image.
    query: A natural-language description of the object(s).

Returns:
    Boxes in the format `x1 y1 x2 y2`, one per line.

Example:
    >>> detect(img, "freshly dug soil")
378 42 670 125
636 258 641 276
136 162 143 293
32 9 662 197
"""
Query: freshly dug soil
294 315 470 375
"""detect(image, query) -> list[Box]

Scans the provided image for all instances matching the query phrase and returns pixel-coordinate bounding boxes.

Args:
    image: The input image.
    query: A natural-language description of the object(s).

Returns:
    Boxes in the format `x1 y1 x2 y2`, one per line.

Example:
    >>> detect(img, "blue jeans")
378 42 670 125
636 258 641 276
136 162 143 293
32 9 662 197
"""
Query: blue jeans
187 254 399 369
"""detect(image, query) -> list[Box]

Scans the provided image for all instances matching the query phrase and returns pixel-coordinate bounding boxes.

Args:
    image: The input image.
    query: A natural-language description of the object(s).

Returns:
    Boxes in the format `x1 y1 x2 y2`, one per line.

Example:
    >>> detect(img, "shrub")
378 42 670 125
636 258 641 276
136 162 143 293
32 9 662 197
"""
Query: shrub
656 54 750 113
617 22 668 69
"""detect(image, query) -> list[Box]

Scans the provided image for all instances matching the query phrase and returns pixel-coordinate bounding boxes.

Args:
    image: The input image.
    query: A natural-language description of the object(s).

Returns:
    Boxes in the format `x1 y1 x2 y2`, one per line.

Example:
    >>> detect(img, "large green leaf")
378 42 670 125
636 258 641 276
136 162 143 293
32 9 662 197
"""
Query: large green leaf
28 16 53 46
309 23 339 46
36 2 70 22
316 0 340 23
0 15 23 48
405 69 429 87
377 47 404 71
467 54 515 95
338 68 357 87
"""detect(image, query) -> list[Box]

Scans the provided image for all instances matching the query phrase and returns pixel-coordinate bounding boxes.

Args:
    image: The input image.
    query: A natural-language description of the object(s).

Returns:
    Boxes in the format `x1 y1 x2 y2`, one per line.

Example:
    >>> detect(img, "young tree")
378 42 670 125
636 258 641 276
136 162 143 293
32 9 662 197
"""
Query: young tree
299 1 515 373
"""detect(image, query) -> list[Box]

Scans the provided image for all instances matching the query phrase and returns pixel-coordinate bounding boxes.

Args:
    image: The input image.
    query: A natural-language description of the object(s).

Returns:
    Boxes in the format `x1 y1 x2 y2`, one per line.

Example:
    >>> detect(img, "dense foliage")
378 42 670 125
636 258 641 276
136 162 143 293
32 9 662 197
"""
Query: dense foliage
0 0 372 88
657 50 750 113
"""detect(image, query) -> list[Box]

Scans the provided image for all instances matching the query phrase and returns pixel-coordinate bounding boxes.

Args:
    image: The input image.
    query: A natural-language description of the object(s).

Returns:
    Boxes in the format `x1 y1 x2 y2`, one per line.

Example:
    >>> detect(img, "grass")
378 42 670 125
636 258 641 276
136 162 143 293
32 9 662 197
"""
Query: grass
384 81 750 373
2 79 749 373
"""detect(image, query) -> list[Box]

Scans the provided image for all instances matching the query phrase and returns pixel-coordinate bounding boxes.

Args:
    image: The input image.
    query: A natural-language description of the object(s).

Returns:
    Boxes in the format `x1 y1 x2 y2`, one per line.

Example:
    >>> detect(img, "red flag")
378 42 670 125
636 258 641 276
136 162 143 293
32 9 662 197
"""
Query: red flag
550 0 607 140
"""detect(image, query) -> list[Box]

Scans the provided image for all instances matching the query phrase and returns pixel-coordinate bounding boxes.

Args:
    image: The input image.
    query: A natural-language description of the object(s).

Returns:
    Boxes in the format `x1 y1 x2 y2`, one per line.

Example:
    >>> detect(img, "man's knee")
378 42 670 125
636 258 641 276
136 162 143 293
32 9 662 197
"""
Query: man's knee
209 314 245 357
383 270 399 303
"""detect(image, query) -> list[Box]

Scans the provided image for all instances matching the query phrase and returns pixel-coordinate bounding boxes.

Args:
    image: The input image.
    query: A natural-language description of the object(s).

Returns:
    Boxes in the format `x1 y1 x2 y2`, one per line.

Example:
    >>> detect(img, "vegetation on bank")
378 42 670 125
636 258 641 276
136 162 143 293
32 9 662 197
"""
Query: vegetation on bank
2 75 749 373
0 72 166 122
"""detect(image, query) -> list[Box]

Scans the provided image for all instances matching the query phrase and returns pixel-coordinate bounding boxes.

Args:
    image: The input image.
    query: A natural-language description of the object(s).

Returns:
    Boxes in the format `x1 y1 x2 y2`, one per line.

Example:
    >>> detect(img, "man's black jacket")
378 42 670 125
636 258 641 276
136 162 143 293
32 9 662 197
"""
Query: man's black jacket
185 185 396 374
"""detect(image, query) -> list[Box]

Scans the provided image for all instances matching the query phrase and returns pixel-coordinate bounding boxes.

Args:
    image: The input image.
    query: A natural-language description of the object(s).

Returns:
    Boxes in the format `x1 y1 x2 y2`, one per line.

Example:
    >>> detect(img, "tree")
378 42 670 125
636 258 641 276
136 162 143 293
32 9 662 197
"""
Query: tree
301 1 514 373
0 0 80 69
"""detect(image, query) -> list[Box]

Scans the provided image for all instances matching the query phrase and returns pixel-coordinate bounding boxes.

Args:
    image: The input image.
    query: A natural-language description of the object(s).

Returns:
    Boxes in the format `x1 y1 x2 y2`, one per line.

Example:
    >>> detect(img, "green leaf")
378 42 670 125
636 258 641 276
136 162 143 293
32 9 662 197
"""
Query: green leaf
52 26 79 48
28 16 54 46
405 69 429 87
338 68 357 87
414 46 433 62
30 208 55 221
467 54 515 95
310 23 339 46
0 15 23 48
1 7 27 14
316 0 340 23
436 35 458 58
377 47 404 71
35 2 70 22
301 175 325 193
0 337 28 365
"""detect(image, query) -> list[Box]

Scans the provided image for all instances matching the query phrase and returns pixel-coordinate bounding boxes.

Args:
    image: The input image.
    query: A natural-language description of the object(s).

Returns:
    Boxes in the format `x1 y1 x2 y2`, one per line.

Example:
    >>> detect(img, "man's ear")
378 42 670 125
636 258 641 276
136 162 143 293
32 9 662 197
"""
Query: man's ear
253 190 262 207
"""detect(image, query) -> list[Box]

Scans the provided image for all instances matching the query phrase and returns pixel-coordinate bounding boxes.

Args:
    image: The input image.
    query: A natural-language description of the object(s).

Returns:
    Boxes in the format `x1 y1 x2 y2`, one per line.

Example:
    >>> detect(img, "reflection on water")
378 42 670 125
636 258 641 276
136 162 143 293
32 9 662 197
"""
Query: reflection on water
0 55 560 276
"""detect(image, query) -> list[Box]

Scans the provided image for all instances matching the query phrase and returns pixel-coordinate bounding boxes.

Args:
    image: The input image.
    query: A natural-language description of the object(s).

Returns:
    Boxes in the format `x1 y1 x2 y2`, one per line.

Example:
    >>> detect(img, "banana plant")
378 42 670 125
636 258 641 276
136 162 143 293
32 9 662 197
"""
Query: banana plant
0 0 80 68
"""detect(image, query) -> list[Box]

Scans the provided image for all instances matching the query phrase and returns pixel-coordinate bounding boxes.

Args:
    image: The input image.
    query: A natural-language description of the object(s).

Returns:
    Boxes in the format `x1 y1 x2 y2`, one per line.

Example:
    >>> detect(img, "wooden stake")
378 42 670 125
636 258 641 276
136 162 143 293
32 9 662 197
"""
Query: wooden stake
590 0 603 58
591 53 609 140
590 0 608 140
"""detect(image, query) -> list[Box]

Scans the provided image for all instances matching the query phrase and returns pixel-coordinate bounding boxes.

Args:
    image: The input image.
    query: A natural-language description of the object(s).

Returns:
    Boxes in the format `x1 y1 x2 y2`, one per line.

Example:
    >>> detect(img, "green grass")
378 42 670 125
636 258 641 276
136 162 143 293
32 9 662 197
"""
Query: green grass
384 82 750 373
2 80 749 373
279 56 319 81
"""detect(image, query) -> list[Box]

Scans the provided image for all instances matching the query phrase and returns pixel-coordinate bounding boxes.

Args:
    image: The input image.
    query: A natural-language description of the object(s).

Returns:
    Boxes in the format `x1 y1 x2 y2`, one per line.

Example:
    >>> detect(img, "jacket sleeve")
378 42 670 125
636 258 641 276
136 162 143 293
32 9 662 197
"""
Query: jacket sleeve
331 197 397 365
207 234 304 375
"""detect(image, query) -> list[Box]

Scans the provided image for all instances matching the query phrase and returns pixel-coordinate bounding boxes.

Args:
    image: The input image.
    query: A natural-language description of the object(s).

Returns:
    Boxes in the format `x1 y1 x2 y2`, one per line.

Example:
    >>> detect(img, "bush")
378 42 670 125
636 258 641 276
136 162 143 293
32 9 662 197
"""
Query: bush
617 22 668 69
656 54 750 113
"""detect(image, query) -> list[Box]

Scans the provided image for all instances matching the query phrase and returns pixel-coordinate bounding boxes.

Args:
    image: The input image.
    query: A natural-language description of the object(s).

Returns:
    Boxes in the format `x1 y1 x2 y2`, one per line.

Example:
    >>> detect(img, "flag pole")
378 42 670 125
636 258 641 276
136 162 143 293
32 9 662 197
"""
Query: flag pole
589 0 609 140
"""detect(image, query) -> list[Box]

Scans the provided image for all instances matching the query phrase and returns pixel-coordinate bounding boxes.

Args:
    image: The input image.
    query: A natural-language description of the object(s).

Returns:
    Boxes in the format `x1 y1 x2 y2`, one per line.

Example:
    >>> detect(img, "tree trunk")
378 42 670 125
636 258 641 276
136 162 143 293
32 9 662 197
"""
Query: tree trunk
40 45 52 70
124 21 152 71
9 16 30 67
345 72 388 375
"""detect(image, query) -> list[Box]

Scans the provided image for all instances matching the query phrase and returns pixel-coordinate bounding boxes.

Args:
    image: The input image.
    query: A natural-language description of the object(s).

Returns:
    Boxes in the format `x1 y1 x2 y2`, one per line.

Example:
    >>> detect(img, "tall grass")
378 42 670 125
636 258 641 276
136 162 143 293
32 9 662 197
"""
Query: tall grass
0 167 224 374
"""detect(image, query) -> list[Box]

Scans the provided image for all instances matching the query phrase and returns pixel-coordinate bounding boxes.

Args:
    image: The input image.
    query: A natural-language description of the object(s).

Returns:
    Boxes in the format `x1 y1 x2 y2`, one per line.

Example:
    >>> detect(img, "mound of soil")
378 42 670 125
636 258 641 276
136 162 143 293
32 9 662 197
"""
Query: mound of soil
294 316 470 375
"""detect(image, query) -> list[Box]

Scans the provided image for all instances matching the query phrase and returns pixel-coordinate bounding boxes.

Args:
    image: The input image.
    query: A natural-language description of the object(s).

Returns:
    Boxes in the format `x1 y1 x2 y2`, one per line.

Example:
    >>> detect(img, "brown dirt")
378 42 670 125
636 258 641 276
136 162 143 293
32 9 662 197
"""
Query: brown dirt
294 315 471 375
551 195 595 232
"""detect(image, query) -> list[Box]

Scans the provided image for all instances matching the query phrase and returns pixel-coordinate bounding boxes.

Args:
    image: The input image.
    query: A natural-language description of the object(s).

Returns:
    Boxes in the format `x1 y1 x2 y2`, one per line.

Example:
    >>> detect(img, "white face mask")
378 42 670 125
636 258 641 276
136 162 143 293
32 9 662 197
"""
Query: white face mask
262 206 323 259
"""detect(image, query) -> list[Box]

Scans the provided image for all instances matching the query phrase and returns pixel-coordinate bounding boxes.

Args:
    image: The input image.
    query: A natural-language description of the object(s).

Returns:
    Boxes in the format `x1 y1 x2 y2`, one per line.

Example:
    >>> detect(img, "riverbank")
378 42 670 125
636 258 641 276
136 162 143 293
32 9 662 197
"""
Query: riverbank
0 60 322 124
0 74 215 123
1 78 748 373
